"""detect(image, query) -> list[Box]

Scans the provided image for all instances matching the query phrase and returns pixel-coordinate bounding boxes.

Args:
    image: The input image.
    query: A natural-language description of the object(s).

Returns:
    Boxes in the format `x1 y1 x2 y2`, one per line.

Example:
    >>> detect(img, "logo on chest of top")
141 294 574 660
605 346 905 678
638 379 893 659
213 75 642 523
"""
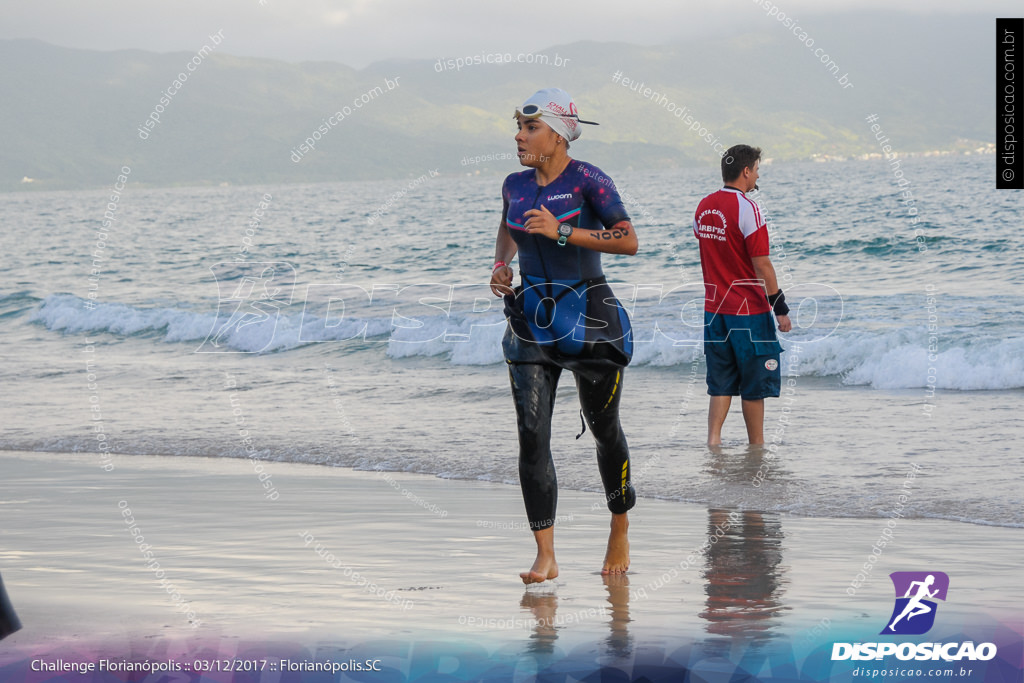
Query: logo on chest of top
547 193 574 201
696 208 728 242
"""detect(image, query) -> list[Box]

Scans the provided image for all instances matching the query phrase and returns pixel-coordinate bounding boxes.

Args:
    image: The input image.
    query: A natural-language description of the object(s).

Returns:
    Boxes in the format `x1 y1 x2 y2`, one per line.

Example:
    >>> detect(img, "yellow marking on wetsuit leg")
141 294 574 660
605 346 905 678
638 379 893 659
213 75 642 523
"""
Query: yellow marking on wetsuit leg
620 461 628 494
602 370 621 410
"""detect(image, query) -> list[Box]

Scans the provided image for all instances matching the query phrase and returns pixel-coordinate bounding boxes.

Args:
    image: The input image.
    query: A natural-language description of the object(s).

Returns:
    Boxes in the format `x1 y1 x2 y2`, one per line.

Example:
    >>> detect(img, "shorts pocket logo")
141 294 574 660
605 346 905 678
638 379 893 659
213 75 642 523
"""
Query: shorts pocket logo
764 359 778 371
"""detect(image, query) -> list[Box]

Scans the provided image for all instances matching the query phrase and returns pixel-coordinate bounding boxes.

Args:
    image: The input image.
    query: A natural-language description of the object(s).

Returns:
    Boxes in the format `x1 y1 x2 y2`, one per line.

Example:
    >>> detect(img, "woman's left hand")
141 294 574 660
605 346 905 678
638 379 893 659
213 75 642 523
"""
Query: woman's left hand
523 205 560 241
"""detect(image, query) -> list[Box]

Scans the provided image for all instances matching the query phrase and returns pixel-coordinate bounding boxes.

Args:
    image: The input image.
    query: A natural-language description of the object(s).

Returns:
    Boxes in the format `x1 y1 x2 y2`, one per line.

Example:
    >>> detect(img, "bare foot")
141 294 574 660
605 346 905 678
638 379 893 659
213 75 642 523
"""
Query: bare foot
520 554 559 584
602 513 630 574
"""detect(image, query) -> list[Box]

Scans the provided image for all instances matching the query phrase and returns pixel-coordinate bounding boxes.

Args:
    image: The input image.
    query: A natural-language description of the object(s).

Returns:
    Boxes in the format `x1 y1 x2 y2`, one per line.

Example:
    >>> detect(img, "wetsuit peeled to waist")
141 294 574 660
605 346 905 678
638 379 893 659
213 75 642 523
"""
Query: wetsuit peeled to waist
500 160 634 381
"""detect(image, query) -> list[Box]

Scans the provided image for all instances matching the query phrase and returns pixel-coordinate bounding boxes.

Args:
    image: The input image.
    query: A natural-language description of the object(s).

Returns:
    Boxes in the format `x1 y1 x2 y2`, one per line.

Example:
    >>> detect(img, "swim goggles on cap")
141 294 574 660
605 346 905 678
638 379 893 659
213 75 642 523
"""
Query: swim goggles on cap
514 103 599 125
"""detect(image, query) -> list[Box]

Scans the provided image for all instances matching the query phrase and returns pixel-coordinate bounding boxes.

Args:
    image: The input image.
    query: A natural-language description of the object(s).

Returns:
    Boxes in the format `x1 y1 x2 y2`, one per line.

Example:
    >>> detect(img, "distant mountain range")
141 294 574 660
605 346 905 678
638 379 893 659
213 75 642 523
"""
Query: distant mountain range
0 12 994 191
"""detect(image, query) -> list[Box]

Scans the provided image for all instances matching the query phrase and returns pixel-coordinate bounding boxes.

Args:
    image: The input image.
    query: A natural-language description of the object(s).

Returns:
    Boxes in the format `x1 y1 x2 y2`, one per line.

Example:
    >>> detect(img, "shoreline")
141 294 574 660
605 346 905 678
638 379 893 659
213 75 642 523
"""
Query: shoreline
3 442 1020 530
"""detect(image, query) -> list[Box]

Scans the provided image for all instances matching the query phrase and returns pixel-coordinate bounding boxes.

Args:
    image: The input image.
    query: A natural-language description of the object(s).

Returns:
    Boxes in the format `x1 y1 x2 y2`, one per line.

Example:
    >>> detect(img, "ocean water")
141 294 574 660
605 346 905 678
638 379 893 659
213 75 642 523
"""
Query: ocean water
2 153 1022 528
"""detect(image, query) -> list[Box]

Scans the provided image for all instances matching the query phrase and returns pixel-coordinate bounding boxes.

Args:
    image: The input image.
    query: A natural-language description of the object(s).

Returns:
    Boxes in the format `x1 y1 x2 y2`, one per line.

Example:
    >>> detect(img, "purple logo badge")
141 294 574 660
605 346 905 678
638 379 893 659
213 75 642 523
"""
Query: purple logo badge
881 571 949 635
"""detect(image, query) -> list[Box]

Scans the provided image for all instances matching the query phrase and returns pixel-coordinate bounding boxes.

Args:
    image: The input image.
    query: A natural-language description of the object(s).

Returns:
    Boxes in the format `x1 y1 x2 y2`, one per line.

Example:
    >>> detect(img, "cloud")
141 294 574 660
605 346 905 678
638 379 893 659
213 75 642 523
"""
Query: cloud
0 0 1020 68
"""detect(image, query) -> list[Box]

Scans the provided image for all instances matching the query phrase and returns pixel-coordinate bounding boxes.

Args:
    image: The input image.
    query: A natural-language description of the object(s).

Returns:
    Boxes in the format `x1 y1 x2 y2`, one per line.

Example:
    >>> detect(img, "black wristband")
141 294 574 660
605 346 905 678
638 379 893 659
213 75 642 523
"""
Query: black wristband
767 290 790 316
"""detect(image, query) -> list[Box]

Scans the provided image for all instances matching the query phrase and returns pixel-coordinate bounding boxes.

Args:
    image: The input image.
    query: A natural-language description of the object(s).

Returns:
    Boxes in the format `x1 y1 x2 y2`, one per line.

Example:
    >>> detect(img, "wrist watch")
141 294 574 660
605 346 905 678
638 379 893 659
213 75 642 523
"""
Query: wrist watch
557 223 573 246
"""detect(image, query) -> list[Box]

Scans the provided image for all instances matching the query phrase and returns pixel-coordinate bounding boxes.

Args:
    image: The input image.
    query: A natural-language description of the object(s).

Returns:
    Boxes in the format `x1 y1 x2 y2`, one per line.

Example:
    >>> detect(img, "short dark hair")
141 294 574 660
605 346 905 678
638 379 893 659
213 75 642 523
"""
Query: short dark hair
722 145 762 183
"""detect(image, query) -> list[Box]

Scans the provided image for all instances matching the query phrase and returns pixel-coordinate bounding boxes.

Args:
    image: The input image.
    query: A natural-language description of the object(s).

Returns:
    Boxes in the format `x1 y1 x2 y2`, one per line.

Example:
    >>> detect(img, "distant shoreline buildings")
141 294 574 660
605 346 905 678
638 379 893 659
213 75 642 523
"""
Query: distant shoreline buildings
812 141 996 164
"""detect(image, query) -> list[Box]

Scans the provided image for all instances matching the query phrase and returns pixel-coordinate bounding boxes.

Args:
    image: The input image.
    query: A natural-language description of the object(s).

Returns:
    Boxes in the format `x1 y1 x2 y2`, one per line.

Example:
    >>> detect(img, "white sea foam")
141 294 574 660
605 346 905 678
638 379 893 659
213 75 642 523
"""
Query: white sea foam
30 294 1024 390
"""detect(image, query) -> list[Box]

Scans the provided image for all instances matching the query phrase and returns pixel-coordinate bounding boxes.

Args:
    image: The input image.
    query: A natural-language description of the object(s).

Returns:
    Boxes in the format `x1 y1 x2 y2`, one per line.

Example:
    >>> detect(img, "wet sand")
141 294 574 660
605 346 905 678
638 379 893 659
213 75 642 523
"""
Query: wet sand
0 450 1020 679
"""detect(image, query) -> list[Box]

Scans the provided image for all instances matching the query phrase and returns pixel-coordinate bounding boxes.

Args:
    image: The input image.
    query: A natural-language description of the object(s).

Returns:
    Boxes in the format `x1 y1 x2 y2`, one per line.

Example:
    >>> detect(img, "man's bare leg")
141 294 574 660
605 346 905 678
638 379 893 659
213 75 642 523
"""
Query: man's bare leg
741 398 765 444
708 396 732 445
521 525 559 584
602 512 630 574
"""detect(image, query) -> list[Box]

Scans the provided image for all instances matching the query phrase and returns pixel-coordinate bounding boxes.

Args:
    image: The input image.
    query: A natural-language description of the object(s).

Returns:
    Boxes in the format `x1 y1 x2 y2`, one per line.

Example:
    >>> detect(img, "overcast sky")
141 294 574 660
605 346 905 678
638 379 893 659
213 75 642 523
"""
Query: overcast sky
3 0 1018 68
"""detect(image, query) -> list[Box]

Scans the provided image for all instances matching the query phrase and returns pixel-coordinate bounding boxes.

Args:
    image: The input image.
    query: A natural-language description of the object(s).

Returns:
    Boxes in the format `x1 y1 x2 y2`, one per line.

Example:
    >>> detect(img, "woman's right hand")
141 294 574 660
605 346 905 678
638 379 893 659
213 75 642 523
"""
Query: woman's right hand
490 265 514 298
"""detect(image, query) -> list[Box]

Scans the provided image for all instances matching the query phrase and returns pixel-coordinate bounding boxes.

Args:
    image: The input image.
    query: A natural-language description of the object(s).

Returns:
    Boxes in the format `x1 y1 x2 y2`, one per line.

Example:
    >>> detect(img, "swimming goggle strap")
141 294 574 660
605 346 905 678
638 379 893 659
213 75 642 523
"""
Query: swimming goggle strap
514 104 600 126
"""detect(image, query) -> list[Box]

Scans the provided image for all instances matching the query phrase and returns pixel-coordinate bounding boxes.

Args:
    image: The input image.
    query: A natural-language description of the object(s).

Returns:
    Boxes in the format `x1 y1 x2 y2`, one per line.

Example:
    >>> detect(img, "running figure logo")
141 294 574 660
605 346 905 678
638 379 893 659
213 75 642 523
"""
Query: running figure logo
197 262 296 353
881 571 949 635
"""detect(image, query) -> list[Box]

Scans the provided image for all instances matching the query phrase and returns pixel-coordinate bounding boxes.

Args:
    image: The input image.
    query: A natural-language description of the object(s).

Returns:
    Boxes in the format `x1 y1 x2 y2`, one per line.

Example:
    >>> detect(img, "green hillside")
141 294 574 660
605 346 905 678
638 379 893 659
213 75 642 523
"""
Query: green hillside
0 12 994 191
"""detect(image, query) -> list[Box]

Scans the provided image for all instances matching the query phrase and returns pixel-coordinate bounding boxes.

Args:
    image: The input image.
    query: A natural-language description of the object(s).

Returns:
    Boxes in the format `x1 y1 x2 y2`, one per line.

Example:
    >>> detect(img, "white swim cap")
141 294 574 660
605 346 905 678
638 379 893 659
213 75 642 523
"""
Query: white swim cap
515 88 598 142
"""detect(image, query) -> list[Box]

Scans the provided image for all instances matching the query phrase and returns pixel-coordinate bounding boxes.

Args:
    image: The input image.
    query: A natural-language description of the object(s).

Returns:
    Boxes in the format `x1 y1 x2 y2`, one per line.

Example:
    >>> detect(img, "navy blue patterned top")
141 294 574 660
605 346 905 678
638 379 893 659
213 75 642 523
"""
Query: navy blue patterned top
501 160 630 280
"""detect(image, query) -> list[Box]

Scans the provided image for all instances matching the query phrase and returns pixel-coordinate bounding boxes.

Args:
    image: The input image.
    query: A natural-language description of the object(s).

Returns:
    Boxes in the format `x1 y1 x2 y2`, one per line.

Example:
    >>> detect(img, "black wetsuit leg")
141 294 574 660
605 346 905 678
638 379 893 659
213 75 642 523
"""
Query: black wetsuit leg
0 573 20 640
574 367 636 515
508 362 561 531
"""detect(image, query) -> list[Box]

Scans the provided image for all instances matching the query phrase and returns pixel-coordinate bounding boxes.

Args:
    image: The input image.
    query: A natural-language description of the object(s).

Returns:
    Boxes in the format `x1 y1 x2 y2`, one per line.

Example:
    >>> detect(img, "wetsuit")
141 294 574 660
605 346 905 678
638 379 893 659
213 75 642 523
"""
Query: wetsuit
500 159 636 531
0 573 20 640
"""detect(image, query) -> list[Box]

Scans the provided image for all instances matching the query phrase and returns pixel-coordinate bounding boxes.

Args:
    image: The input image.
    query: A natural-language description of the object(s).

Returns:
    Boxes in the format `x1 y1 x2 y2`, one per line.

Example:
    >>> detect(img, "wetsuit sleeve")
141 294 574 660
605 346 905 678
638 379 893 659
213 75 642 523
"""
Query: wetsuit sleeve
582 164 630 228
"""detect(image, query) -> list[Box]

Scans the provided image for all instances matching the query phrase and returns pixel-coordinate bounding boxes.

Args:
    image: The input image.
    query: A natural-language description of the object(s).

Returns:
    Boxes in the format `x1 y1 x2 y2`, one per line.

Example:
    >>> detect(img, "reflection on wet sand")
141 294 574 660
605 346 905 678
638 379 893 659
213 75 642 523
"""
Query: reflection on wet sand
520 587 558 655
700 508 788 641
700 444 789 643
518 576 632 658
602 573 633 658
517 573 635 658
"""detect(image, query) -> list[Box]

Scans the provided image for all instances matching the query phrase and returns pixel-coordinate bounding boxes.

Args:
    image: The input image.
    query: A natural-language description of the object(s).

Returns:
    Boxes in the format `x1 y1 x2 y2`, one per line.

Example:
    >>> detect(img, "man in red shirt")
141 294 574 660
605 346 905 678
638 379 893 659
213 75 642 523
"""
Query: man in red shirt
693 145 792 445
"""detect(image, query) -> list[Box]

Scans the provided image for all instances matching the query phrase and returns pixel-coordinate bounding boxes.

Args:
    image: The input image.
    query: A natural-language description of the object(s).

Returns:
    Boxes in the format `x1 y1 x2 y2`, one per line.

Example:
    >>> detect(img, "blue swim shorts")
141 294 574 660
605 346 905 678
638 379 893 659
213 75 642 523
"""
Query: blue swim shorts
703 310 783 400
